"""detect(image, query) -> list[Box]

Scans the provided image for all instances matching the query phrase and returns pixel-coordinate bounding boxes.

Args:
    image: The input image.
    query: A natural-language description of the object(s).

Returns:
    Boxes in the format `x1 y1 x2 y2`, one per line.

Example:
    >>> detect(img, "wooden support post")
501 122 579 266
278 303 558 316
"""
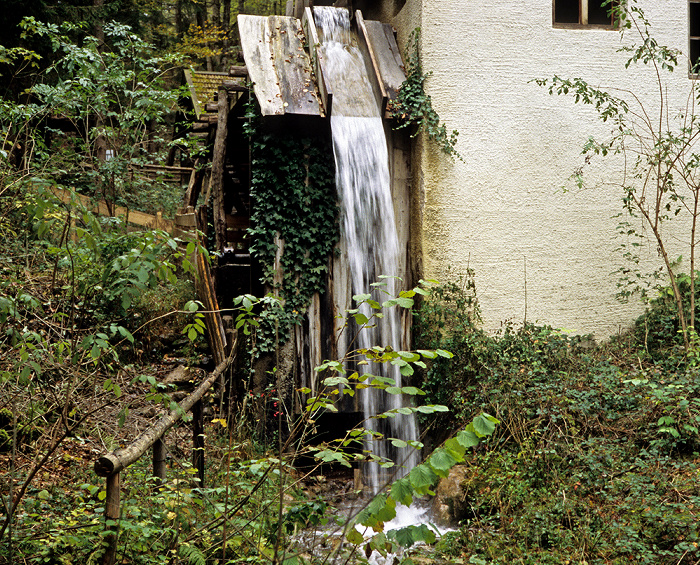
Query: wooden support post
192 400 205 487
103 472 120 565
211 86 229 251
194 249 227 366
228 65 248 77
182 160 204 210
152 438 166 483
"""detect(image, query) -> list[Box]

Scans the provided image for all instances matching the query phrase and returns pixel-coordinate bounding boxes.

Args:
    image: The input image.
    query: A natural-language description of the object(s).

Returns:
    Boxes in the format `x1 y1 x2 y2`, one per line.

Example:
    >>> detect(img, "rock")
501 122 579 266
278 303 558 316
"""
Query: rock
431 464 469 526
162 365 193 386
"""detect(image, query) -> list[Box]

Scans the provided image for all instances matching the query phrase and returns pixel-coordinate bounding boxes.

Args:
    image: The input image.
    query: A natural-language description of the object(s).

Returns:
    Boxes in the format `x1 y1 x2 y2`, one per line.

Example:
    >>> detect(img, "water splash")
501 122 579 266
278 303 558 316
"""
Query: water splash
314 6 420 490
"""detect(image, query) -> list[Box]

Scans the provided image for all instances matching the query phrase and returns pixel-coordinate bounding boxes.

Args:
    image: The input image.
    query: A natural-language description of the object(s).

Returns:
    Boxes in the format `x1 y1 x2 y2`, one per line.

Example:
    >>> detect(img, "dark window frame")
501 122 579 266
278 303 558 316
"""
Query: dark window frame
690 0 700 75
553 0 620 29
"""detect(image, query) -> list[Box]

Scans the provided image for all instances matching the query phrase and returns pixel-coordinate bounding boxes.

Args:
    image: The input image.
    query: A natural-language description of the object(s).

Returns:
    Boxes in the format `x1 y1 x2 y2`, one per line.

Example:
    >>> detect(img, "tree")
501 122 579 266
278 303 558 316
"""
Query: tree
535 0 700 351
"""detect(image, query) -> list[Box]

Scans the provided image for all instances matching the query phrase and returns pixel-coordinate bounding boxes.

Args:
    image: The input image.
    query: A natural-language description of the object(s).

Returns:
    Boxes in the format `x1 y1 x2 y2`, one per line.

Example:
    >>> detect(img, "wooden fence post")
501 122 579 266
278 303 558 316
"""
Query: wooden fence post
192 400 205 487
103 472 120 565
153 438 166 483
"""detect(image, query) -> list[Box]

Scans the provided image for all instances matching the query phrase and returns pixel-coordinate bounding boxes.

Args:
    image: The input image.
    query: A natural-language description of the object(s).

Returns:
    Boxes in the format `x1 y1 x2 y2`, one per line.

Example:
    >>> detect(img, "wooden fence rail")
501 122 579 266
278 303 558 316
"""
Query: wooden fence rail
51 187 175 233
94 355 234 565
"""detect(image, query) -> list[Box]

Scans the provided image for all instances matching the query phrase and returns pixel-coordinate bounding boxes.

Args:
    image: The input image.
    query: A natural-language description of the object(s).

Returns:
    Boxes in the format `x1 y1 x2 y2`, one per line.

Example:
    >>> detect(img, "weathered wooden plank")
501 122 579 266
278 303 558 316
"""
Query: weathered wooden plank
212 86 229 250
269 16 320 115
302 7 331 117
363 21 406 101
356 11 388 114
228 65 248 77
239 15 284 116
50 187 175 233
238 14 321 116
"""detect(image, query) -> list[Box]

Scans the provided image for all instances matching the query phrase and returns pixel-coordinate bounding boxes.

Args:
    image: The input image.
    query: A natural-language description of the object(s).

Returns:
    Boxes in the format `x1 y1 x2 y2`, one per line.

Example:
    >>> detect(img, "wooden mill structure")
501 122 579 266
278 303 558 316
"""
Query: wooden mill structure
176 1 414 406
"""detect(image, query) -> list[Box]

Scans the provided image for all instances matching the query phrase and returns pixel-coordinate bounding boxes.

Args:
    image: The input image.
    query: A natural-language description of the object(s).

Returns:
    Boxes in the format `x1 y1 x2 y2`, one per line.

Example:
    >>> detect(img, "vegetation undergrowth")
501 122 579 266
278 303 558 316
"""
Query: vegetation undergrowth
414 274 700 565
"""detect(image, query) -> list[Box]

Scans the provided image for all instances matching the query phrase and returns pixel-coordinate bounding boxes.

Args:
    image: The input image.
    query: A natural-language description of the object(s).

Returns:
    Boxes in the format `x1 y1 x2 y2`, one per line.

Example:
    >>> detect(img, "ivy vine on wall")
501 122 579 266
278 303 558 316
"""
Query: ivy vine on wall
247 112 339 352
391 28 462 161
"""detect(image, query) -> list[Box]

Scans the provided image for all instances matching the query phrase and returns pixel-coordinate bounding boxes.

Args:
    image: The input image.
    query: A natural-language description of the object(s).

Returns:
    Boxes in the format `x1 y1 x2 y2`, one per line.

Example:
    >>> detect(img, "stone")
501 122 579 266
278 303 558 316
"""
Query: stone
431 464 469 526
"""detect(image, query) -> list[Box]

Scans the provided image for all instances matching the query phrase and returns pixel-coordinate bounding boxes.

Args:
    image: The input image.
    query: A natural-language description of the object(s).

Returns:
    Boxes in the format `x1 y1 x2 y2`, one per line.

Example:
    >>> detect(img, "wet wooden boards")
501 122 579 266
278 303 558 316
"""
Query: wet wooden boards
238 14 322 116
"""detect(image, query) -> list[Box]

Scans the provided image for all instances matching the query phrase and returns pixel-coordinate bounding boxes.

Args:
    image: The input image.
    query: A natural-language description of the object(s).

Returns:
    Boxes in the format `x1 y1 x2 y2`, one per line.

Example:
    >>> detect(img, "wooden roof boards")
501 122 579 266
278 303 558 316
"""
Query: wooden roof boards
238 14 323 117
184 70 230 120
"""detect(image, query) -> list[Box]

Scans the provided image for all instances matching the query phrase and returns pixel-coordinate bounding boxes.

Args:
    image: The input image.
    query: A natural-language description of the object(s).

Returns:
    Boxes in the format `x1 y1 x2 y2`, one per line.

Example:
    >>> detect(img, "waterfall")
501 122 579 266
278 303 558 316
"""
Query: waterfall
314 6 420 490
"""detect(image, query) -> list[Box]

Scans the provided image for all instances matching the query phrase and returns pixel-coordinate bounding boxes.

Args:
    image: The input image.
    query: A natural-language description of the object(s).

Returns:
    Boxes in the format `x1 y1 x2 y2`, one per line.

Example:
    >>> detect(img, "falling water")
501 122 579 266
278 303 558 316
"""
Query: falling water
314 7 420 490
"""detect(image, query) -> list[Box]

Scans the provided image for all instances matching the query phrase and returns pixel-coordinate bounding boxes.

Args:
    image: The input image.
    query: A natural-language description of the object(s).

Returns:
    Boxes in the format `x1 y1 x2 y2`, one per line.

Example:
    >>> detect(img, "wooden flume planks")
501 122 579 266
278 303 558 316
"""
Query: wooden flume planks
238 9 405 119
238 14 321 116
302 7 332 117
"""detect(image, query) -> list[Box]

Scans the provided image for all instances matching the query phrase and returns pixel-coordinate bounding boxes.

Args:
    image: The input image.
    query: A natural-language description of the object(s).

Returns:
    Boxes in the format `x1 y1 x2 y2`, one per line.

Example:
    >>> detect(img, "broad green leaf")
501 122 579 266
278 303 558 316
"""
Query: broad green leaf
323 376 350 387
346 528 364 545
428 448 459 478
444 437 467 459
455 430 480 448
402 386 425 396
472 413 497 437
408 463 438 495
390 477 414 507
389 524 436 548
353 312 370 325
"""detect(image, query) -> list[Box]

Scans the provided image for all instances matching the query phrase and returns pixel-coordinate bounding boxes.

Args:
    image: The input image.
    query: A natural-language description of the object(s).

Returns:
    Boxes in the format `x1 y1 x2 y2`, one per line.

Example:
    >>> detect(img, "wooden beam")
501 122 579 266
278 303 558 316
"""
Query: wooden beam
102 472 120 565
356 10 389 116
152 438 166 482
228 65 248 77
211 86 229 251
303 7 332 117
192 401 205 487
182 162 205 210
195 249 228 366
50 187 175 233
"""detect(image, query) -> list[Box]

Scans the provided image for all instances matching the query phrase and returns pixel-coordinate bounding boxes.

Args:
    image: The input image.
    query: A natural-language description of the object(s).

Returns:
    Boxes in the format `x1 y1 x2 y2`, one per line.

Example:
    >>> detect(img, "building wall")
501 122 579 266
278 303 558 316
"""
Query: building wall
377 0 694 339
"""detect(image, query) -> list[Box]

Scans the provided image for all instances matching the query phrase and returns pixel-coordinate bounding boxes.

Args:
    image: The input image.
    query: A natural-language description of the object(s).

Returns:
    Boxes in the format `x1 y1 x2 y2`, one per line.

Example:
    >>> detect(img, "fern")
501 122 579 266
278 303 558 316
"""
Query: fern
179 544 206 565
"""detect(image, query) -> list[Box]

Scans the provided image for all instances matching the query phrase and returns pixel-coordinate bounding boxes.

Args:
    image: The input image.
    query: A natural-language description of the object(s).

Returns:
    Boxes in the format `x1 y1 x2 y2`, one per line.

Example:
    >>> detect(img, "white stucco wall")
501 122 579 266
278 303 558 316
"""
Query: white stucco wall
382 1 695 339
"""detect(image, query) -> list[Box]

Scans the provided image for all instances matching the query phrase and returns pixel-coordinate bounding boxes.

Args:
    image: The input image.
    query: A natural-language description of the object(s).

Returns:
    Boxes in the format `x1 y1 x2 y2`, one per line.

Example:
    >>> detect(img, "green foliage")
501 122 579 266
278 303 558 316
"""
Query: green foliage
247 108 339 353
392 28 461 161
634 271 700 358
414 279 700 565
1 17 187 218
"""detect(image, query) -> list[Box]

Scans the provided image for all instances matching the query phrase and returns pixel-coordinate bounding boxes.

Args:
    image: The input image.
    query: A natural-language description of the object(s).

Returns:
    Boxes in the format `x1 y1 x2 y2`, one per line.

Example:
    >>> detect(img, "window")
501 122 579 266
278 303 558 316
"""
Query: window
553 0 619 27
691 1 700 73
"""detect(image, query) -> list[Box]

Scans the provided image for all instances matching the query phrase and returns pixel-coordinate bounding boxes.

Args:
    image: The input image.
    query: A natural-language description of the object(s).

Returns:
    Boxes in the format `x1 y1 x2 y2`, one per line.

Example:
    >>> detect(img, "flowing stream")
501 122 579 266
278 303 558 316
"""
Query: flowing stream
314 7 420 490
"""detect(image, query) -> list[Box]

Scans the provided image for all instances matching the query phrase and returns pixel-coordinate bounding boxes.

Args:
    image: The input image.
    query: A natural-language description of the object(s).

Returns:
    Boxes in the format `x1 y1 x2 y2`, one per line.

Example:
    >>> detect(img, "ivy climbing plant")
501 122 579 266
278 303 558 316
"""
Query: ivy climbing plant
247 106 339 352
392 28 462 161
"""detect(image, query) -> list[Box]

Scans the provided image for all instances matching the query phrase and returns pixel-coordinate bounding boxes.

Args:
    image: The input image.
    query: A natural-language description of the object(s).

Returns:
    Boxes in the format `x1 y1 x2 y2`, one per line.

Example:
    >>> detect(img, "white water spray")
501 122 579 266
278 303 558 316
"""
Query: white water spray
314 6 420 490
